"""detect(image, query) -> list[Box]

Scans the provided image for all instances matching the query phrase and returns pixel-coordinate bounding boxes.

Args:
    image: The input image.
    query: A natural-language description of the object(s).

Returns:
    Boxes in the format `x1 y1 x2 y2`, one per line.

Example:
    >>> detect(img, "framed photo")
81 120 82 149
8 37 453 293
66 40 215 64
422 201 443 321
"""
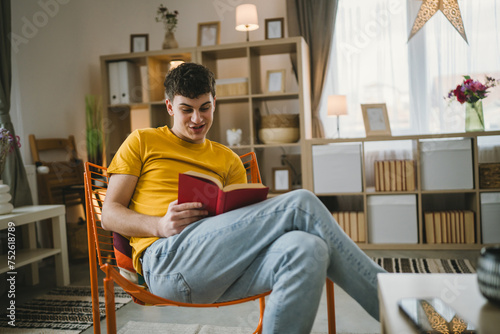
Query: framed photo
266 69 285 93
130 34 149 53
265 18 284 39
361 103 392 136
197 21 221 46
272 167 292 193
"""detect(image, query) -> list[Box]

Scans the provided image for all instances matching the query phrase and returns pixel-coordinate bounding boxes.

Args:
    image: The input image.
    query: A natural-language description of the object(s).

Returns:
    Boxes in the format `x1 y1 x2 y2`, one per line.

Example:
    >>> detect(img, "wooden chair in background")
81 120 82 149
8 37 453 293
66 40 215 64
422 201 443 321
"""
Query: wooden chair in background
29 134 85 207
84 152 336 334
29 134 87 257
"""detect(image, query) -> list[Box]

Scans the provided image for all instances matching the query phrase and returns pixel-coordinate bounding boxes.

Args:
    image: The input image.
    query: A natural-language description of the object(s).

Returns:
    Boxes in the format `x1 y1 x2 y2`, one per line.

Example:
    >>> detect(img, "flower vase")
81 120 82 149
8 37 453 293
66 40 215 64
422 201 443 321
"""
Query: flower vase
162 31 179 49
465 100 485 132
0 180 14 214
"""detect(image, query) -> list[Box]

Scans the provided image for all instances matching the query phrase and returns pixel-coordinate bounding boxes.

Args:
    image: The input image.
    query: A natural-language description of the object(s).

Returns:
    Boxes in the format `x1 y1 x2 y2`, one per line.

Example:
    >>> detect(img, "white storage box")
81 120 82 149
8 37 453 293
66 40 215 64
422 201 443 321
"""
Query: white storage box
481 192 500 244
367 195 418 243
312 143 362 194
420 138 473 190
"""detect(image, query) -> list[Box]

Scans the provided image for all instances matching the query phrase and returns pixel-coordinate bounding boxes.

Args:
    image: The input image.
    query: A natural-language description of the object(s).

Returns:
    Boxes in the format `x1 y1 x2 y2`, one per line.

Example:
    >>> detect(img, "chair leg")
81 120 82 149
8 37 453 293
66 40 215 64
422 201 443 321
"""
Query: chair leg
326 278 336 334
253 296 266 334
87 218 101 334
104 277 117 334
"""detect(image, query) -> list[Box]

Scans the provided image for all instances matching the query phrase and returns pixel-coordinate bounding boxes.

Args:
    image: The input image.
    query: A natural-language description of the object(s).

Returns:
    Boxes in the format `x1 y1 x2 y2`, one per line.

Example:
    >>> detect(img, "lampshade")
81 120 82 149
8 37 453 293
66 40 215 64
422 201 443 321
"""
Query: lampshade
169 60 184 71
327 95 348 116
235 4 259 32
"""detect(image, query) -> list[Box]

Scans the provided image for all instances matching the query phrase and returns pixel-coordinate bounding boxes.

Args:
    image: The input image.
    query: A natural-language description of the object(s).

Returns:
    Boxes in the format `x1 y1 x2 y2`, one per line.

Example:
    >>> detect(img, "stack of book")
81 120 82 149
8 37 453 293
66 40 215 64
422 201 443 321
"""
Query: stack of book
331 211 366 243
424 210 475 244
374 160 416 192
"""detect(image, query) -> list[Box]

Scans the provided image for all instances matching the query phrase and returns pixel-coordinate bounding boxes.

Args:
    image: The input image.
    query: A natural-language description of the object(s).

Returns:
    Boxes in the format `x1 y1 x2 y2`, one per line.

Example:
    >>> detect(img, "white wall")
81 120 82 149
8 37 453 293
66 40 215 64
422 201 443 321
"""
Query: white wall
10 0 287 163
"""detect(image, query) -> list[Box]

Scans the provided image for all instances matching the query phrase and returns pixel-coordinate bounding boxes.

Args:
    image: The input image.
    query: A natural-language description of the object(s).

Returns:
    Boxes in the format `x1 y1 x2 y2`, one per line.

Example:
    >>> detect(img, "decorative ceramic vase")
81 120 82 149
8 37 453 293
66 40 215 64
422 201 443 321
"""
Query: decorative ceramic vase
477 245 500 306
465 100 485 132
162 31 179 49
0 180 14 214
226 128 242 146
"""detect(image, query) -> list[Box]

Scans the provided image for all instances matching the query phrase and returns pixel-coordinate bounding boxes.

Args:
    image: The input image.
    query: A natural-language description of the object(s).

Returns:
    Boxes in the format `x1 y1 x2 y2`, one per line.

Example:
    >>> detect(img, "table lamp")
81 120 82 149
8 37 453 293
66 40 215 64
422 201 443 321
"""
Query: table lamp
235 4 259 42
327 95 348 138
169 60 184 71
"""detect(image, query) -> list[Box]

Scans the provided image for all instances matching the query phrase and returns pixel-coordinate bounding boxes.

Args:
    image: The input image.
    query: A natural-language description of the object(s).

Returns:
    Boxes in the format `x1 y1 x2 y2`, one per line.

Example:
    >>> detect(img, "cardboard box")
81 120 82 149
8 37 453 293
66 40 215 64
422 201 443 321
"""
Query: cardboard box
367 195 418 243
420 138 473 190
216 78 248 96
481 192 500 244
312 143 363 194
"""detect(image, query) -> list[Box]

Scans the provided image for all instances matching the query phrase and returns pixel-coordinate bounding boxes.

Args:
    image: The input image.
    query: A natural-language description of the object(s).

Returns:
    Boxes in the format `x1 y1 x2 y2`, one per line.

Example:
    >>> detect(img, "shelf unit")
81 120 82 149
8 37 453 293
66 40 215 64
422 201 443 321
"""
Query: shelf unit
0 205 69 286
100 37 312 194
303 131 500 250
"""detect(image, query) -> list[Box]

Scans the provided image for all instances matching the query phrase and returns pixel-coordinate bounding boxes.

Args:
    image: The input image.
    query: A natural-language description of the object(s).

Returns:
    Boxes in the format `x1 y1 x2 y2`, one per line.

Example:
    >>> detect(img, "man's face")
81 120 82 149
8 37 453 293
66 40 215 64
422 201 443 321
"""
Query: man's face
166 93 215 144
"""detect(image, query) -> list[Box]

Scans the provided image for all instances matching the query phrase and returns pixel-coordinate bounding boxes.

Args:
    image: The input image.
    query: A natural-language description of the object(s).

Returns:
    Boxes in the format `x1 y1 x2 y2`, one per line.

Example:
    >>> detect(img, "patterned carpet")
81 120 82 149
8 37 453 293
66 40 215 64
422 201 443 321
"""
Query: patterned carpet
0 286 132 333
372 257 476 273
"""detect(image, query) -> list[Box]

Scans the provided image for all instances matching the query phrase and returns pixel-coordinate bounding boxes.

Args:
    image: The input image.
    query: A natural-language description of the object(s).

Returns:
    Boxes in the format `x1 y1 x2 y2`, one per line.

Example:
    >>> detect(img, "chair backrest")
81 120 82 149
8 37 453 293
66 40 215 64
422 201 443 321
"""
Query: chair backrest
84 151 262 270
29 134 84 205
29 134 80 163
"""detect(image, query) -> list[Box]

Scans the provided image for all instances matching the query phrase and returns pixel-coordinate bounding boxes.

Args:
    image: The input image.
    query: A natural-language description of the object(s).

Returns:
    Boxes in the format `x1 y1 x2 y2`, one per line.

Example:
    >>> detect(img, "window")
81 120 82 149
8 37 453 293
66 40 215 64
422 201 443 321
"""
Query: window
321 0 500 138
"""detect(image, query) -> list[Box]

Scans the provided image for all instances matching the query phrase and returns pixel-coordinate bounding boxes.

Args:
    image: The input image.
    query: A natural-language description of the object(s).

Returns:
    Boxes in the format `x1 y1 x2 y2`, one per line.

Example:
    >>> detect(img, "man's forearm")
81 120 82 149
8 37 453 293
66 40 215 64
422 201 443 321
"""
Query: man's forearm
101 202 161 237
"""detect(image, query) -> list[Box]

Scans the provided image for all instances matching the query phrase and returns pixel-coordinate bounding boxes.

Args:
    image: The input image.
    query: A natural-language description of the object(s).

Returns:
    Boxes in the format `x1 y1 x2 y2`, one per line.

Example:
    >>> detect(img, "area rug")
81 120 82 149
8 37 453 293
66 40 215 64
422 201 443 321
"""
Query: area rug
0 286 132 333
372 257 476 273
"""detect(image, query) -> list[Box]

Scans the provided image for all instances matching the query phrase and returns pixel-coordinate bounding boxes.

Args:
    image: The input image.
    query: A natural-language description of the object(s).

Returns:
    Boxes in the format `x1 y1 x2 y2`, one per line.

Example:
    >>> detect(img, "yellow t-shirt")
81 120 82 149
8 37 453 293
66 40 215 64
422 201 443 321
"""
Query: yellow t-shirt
107 126 246 274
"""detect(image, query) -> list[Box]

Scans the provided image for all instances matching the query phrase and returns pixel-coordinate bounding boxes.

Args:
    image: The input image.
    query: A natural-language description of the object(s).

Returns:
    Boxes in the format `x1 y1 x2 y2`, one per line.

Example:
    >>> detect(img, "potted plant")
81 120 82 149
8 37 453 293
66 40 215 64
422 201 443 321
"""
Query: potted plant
85 95 103 168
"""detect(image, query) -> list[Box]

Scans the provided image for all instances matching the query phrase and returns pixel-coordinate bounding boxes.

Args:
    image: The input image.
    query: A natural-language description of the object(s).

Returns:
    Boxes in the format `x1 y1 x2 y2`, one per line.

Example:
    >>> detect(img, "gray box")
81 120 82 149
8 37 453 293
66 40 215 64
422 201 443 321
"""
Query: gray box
481 192 500 244
368 195 418 243
420 138 473 190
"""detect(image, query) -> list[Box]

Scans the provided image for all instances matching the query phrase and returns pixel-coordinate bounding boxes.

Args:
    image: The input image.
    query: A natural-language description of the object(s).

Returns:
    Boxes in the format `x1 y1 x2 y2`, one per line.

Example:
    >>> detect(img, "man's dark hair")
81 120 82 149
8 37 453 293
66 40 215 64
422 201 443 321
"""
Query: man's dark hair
164 62 216 100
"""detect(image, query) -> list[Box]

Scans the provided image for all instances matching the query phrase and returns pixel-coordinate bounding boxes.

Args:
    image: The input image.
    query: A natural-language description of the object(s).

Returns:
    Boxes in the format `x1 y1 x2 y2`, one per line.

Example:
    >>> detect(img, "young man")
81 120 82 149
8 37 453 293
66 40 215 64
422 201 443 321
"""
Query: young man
102 62 386 333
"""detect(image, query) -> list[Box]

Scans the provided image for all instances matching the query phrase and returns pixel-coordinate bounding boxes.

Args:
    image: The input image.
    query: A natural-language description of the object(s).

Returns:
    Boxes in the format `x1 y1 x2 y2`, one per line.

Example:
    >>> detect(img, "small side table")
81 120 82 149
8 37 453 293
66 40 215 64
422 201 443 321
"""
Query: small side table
0 205 70 286
378 273 500 333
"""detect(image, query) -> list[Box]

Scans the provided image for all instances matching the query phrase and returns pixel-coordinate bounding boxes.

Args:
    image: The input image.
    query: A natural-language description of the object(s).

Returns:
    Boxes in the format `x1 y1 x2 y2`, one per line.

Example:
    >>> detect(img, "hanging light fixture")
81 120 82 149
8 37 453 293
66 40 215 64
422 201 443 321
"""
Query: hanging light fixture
408 0 467 43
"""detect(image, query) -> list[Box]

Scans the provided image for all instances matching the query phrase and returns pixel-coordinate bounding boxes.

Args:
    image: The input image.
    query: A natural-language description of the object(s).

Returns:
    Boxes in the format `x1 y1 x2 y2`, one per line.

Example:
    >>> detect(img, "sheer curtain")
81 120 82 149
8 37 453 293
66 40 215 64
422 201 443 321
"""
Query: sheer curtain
320 0 500 138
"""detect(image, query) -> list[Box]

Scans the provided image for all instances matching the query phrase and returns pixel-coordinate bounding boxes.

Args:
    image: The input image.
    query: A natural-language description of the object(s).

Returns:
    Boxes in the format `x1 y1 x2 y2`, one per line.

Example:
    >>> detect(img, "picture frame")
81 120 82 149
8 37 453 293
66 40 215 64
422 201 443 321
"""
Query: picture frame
197 21 221 46
130 34 149 53
266 69 286 93
272 167 292 193
361 103 392 137
265 18 284 39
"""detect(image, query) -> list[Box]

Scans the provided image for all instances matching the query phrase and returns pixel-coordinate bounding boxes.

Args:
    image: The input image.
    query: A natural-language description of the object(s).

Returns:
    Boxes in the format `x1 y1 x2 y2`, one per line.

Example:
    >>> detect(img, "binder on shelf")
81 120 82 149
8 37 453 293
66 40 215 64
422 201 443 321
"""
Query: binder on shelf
404 160 415 191
357 212 366 242
350 211 358 242
424 212 435 243
395 160 403 191
331 211 365 242
383 160 391 191
464 211 475 244
108 61 142 105
424 210 475 244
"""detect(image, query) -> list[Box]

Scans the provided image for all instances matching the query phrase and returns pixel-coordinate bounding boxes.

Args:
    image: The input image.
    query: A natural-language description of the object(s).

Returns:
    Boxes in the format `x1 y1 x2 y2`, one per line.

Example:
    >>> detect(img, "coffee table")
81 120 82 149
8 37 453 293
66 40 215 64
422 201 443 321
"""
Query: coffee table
377 273 500 333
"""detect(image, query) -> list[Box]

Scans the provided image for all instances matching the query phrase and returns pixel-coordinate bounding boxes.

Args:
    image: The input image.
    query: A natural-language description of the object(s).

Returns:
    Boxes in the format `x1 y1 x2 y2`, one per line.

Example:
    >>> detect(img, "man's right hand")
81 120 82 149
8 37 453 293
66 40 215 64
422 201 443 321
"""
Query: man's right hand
158 200 208 237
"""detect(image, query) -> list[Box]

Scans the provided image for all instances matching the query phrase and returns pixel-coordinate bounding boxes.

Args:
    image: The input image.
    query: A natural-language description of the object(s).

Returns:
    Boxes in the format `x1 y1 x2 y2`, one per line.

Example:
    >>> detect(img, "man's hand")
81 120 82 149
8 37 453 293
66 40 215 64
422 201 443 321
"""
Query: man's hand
158 200 209 237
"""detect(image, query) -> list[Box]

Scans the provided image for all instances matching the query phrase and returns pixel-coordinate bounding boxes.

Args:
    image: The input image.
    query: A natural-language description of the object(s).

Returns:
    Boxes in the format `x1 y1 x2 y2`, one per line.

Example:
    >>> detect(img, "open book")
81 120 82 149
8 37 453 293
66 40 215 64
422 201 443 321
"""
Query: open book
178 171 269 216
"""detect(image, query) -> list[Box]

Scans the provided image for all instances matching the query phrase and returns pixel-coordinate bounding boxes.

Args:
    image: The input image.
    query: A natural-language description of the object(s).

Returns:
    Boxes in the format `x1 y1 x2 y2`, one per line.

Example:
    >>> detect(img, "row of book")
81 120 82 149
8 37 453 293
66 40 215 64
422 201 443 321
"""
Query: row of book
331 211 366 243
424 211 475 244
374 160 416 192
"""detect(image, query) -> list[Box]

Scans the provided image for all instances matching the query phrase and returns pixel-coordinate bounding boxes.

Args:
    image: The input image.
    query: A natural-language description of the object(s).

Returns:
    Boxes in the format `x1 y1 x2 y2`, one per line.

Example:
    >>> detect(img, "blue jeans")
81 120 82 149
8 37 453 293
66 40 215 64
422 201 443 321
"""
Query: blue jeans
141 189 386 333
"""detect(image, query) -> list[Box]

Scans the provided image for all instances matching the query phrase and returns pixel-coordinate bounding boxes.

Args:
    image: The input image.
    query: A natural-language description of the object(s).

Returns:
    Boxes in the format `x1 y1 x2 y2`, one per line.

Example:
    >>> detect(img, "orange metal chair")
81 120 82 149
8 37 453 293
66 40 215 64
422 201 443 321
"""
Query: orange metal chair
85 152 336 334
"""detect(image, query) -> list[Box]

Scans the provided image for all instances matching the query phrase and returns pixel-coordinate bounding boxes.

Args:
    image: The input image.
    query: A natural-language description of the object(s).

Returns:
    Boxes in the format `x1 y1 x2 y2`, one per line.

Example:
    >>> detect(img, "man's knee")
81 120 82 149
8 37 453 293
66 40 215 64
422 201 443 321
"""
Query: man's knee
285 231 329 275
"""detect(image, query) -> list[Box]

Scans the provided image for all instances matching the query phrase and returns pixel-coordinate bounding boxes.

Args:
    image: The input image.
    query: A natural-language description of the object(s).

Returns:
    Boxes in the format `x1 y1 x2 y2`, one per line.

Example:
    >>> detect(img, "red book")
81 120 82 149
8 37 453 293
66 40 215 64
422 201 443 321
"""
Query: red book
178 171 269 216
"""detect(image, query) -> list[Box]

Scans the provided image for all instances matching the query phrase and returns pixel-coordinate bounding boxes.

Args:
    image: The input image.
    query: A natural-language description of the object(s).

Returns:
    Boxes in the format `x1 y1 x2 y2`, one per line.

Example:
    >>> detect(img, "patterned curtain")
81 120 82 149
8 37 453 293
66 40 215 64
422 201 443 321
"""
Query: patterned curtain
0 0 33 207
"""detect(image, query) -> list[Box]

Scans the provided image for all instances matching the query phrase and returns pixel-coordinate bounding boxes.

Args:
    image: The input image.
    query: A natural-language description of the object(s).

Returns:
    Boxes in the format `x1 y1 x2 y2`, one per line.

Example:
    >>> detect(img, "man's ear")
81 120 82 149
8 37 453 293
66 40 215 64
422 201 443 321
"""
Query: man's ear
165 99 174 116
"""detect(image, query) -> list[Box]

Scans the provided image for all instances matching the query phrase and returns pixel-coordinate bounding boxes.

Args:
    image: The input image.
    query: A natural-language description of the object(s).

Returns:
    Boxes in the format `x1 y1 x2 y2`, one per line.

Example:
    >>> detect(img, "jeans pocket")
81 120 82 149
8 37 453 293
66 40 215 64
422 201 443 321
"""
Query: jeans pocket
144 271 192 303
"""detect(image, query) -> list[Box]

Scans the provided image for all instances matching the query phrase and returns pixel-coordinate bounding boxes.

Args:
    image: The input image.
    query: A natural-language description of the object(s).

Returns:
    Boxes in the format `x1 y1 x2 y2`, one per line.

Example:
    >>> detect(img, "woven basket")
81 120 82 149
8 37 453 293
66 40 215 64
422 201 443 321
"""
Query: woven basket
260 114 299 129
